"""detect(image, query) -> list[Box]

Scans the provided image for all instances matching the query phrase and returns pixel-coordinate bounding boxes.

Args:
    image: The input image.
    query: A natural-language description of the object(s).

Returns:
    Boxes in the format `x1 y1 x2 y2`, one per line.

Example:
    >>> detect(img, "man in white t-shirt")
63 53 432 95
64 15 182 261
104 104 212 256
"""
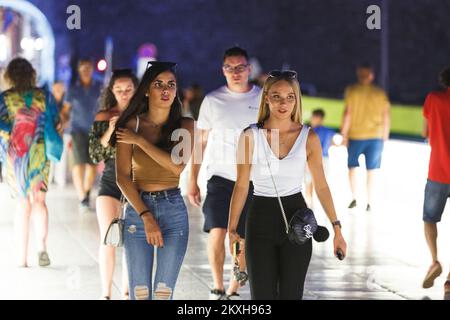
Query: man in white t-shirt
188 46 261 300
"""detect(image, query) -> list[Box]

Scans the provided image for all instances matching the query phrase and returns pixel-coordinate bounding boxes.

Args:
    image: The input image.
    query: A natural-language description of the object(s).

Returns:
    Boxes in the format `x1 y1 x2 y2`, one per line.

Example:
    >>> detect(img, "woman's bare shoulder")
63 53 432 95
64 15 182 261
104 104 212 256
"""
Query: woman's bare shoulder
94 111 112 121
125 116 138 131
181 117 194 130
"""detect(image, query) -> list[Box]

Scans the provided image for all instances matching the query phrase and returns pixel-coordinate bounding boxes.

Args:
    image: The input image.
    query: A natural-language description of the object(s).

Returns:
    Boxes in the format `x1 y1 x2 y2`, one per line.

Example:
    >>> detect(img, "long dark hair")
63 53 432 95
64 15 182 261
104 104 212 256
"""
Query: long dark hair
109 61 182 152
4 57 37 93
98 69 138 112
440 66 450 88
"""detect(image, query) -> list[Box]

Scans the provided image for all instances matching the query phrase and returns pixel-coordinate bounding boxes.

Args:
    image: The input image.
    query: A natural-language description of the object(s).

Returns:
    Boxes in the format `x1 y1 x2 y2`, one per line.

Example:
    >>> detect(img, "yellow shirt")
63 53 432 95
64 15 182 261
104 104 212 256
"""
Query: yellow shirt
344 84 389 139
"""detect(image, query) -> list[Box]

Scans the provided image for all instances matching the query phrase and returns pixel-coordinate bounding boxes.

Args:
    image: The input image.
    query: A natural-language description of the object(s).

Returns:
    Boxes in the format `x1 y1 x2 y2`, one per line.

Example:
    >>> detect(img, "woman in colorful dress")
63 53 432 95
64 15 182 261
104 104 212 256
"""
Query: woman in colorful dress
0 58 61 267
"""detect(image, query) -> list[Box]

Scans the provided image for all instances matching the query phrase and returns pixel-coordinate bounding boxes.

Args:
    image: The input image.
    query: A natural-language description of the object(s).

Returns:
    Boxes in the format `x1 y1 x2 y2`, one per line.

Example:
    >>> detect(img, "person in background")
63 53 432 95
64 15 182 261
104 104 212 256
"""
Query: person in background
50 81 71 187
182 84 204 121
52 81 70 128
305 108 338 208
187 46 261 300
66 59 102 212
0 58 62 267
421 66 450 299
340 63 390 212
89 69 138 300
0 67 7 183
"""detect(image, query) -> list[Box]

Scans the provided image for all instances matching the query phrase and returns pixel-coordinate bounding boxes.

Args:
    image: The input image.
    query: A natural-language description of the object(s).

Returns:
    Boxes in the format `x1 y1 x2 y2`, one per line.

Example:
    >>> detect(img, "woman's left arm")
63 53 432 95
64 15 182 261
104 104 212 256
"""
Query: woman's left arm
307 130 347 256
116 118 195 176
0 93 11 133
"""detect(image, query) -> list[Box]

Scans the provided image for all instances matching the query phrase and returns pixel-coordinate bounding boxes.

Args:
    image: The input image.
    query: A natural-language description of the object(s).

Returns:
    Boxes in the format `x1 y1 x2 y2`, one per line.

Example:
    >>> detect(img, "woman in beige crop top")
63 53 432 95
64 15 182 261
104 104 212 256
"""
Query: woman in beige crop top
109 61 194 300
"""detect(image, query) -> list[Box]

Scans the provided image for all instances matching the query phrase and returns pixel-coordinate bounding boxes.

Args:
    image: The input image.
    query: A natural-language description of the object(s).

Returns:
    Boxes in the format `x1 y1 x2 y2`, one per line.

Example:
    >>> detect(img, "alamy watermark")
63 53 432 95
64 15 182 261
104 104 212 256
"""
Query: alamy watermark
366 5 381 30
169 128 283 174
66 5 81 30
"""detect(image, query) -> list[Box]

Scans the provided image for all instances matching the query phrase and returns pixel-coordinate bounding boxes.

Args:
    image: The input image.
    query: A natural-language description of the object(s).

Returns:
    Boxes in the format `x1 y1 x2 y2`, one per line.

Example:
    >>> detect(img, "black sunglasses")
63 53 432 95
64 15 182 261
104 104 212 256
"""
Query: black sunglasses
268 70 297 79
146 61 177 71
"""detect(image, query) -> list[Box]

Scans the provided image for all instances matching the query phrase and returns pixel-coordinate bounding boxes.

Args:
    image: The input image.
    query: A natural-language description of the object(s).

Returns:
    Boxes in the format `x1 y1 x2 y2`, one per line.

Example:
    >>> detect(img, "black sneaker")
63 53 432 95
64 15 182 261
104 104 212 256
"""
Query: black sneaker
81 198 89 207
83 190 91 204
209 289 226 300
79 198 90 213
348 199 357 209
366 204 371 212
225 292 241 300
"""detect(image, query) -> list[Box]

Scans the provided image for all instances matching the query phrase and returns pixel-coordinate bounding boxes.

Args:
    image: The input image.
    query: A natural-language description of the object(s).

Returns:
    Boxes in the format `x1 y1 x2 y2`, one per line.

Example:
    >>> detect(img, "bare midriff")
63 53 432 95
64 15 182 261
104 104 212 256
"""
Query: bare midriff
132 145 179 192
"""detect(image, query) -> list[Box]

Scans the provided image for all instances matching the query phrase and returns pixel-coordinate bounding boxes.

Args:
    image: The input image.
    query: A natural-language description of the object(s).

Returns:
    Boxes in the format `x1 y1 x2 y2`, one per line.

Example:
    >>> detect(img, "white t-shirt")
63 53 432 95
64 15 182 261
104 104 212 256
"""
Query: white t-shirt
250 124 310 197
197 85 261 181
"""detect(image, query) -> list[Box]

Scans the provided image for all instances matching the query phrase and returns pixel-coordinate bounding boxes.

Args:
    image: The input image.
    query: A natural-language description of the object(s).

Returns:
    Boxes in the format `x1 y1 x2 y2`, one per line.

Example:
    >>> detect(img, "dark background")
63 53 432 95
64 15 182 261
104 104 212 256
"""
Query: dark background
29 0 450 105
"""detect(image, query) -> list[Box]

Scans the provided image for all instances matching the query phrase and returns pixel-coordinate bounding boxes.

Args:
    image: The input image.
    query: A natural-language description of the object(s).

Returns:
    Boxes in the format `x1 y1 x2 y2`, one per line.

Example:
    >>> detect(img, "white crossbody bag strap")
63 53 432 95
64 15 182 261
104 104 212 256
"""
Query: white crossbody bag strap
260 128 290 234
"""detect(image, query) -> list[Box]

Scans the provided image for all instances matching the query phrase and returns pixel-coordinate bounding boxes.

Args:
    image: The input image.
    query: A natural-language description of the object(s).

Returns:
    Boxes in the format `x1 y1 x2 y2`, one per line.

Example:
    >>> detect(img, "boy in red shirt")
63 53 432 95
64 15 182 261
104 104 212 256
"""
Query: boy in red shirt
421 66 450 299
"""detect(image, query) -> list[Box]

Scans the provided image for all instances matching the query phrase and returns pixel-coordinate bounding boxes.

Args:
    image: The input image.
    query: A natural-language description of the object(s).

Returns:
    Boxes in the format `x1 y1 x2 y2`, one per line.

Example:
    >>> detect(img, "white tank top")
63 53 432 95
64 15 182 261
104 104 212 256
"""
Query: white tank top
249 123 310 197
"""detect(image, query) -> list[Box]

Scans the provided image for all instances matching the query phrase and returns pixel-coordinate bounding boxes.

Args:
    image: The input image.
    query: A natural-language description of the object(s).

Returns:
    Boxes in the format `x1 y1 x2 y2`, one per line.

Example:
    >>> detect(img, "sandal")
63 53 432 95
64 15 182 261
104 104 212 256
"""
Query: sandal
38 251 51 267
444 280 450 300
422 261 442 289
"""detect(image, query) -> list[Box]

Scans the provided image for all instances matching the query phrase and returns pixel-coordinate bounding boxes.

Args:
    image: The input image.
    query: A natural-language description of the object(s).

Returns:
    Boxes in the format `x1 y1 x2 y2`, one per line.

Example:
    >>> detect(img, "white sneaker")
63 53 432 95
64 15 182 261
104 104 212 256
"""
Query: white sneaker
79 203 92 214
209 289 226 300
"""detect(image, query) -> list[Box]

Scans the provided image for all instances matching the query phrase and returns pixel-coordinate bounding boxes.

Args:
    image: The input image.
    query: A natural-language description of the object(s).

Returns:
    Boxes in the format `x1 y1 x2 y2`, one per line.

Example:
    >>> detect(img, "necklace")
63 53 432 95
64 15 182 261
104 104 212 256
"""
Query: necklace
280 131 291 146
148 120 163 128
269 129 289 146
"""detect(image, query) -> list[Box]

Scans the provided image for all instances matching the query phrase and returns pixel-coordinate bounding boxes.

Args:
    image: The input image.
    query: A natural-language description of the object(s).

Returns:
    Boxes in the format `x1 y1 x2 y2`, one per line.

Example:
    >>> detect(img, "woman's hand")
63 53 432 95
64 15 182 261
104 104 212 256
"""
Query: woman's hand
108 116 119 132
228 230 242 257
56 120 63 135
116 128 143 146
333 232 347 259
142 213 164 248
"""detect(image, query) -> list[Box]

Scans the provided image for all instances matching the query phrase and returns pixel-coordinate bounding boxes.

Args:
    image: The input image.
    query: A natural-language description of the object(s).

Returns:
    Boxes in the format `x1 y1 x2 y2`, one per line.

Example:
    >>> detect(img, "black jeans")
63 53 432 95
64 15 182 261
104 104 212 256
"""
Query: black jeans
245 192 312 300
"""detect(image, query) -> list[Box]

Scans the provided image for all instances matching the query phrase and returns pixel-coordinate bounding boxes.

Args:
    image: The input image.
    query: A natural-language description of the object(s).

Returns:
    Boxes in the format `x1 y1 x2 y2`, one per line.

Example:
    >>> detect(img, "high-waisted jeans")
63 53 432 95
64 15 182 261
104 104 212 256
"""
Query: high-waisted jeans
124 188 189 300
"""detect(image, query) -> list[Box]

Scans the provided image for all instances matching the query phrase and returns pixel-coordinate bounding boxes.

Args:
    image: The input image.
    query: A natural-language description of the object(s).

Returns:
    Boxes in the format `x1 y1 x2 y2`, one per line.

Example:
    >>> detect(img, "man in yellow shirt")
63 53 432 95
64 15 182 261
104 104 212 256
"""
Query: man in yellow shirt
341 63 390 211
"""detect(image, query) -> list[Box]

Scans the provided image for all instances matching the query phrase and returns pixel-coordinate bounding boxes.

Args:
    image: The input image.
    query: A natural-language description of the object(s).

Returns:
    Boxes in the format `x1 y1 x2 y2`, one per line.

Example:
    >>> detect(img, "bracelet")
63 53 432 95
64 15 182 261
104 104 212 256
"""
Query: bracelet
139 209 151 217
332 220 342 229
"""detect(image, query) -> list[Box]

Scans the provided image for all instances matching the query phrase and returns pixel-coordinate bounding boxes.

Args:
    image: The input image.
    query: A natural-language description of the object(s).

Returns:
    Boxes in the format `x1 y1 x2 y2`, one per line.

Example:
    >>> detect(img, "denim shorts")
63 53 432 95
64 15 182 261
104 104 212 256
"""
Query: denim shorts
98 159 121 201
123 188 189 300
423 179 450 223
348 139 384 170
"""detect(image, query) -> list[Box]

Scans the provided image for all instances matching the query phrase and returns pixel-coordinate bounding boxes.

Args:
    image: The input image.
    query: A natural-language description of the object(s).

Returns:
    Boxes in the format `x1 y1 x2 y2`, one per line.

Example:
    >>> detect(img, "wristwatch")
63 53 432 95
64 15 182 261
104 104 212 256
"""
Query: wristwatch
332 220 342 229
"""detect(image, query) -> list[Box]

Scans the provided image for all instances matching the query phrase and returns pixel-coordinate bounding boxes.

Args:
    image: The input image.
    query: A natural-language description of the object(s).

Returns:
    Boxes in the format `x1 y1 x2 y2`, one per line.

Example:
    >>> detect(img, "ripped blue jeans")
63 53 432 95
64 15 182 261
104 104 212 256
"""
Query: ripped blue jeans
124 188 189 300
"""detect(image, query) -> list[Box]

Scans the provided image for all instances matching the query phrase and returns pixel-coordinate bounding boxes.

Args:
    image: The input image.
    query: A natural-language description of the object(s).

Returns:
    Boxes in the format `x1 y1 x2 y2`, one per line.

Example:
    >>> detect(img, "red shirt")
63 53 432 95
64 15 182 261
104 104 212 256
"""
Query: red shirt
423 88 450 184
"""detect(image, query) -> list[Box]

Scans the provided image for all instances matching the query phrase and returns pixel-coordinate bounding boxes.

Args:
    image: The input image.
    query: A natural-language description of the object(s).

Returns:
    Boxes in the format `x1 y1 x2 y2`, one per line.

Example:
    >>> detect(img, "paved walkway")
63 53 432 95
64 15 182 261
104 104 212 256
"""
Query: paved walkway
0 140 449 300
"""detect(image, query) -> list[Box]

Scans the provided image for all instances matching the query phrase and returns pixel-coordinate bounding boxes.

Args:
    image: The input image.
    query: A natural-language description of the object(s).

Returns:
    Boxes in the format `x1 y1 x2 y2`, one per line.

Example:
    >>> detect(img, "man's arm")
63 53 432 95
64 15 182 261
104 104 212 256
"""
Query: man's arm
60 102 71 129
340 104 352 146
383 102 391 141
422 93 432 139
422 119 429 139
187 127 210 207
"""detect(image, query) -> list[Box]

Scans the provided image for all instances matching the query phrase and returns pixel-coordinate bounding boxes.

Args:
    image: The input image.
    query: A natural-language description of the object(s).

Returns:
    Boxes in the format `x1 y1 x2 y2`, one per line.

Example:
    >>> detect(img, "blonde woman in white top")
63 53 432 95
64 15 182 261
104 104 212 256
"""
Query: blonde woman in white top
228 70 347 300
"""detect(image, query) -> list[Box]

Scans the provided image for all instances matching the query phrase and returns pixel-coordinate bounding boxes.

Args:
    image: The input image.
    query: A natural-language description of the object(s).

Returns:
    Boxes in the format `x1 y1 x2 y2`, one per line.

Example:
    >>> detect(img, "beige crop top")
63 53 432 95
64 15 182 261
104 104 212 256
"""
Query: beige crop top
131 116 180 188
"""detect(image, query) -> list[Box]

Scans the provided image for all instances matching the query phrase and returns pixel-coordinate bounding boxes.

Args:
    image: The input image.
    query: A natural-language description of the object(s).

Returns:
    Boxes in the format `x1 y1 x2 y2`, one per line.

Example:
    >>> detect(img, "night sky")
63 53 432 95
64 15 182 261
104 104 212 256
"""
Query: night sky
27 0 450 104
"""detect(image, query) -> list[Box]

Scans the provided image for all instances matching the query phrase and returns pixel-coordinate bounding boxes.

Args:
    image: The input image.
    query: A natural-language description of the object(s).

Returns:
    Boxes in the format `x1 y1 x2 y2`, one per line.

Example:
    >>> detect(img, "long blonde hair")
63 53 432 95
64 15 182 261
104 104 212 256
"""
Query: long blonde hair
257 75 303 124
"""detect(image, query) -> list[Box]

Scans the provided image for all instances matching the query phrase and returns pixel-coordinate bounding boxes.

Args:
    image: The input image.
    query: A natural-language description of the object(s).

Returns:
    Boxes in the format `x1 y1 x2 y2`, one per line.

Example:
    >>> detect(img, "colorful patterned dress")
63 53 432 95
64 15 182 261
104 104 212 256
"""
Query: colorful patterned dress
0 88 59 199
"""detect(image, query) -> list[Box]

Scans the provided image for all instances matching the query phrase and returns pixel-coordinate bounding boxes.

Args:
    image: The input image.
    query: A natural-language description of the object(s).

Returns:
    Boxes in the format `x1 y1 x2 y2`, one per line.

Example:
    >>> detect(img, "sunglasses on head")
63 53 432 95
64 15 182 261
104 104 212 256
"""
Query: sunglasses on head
268 70 297 79
146 61 177 72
